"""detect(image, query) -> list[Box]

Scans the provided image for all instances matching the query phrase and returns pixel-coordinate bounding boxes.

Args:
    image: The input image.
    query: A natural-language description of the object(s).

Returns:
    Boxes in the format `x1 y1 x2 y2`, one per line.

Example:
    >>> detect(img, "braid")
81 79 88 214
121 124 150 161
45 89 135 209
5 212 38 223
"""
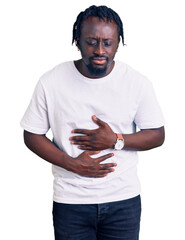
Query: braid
72 5 124 45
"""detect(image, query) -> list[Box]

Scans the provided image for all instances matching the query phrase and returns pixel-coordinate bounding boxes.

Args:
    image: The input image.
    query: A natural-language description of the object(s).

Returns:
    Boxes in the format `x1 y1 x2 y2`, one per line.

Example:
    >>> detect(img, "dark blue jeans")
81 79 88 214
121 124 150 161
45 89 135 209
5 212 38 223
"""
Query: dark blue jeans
53 195 141 240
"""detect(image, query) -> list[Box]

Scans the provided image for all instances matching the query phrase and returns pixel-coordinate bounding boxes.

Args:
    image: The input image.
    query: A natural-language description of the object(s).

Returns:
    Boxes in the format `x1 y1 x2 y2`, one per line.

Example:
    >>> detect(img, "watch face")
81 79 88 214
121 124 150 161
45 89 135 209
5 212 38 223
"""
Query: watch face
115 140 124 150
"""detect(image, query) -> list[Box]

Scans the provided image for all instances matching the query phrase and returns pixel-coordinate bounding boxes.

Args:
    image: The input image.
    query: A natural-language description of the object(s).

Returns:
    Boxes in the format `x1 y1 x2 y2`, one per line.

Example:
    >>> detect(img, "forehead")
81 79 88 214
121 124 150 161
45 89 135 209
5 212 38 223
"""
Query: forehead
81 16 118 39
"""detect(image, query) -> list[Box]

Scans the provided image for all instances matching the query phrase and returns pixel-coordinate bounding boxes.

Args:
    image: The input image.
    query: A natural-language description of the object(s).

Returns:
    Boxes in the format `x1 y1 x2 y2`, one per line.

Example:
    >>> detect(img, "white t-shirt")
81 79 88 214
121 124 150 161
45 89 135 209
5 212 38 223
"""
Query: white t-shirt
21 60 164 204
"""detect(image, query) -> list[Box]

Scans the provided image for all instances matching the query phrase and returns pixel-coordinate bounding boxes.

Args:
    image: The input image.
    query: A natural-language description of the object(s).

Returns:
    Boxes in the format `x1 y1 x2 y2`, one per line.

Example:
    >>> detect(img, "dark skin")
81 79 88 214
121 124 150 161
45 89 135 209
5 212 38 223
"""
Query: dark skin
70 115 165 151
24 131 115 178
23 17 165 178
75 17 119 78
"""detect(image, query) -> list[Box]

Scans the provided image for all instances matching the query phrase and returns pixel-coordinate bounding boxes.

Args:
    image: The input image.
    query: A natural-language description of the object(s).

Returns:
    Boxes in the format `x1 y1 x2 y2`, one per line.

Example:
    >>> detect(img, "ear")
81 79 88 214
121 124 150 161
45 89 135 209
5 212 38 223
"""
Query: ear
75 39 80 50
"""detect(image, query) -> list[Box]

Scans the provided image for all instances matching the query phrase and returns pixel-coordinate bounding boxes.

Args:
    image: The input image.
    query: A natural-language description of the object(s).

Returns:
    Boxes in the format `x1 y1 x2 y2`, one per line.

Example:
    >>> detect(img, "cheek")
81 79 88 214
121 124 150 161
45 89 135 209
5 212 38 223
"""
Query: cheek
81 52 90 64
108 49 117 60
80 46 90 58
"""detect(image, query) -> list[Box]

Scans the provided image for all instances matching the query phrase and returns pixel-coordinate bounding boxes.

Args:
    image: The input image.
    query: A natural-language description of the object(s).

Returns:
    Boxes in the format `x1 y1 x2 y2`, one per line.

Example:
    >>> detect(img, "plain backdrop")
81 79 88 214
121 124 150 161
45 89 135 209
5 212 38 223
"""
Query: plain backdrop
0 0 185 239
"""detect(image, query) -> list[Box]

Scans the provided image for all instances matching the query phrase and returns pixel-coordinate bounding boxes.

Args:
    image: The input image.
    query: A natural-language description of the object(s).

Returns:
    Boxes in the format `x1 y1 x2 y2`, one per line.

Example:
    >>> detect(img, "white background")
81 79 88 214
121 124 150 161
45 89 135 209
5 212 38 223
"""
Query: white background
0 0 184 239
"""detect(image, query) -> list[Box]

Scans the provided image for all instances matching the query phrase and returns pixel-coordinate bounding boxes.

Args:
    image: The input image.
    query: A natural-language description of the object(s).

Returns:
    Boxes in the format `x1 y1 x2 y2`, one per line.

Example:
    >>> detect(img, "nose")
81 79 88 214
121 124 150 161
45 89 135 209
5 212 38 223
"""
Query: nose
94 42 106 56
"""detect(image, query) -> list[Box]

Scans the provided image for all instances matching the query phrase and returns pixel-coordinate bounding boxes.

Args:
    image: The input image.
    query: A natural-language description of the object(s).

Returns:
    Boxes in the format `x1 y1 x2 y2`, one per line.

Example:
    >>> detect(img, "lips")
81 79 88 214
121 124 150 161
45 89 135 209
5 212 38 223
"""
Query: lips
91 57 107 65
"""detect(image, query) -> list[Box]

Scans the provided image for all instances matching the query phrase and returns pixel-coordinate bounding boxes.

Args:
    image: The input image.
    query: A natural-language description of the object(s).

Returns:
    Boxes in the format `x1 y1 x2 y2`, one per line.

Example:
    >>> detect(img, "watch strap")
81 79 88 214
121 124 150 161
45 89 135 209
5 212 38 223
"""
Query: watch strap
116 133 123 140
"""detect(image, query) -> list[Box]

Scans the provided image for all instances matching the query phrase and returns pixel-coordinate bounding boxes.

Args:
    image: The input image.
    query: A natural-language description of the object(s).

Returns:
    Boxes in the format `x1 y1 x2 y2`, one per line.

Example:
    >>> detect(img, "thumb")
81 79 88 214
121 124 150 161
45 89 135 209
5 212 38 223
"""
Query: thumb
92 115 105 127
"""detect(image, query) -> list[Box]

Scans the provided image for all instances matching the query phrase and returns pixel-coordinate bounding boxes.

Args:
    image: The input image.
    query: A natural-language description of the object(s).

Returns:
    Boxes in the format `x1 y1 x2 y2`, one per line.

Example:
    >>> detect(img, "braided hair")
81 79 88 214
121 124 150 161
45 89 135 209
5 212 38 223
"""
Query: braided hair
72 5 124 45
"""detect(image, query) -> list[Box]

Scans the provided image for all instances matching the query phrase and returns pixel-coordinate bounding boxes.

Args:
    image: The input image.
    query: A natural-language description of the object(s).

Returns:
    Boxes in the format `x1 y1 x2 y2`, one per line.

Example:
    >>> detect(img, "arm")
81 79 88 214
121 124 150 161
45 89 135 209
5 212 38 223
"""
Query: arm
122 127 165 151
70 115 165 151
23 130 116 177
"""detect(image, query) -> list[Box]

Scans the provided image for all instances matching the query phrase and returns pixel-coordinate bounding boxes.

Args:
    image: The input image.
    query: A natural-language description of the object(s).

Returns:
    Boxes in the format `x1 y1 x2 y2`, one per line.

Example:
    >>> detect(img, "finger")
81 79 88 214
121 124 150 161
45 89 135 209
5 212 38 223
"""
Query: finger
71 141 91 146
86 150 101 155
77 145 94 150
99 163 117 169
92 115 105 127
71 129 92 135
95 168 116 177
83 167 116 178
77 145 100 151
69 135 89 141
97 153 114 162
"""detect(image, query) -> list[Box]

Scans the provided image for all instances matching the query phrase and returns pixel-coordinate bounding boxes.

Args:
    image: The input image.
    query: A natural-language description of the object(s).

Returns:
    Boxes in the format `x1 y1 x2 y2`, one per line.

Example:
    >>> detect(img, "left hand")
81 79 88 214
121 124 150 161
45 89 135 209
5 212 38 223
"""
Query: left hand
69 115 117 151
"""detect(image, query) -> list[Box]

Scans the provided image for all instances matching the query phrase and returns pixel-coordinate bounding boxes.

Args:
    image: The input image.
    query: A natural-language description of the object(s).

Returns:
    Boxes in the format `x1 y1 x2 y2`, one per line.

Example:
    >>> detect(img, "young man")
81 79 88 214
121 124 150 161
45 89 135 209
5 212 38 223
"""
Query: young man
21 5 165 240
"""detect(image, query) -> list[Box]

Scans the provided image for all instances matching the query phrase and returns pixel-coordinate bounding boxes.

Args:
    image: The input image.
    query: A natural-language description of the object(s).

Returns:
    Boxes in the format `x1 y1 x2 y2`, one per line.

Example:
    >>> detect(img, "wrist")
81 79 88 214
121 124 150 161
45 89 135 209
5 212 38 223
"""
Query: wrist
113 133 125 150
111 133 117 148
60 153 74 172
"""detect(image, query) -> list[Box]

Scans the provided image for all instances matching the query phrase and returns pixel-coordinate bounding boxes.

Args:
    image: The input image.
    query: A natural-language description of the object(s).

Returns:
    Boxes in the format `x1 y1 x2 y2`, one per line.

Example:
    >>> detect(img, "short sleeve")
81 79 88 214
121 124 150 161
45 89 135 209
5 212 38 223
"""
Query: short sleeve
134 80 165 129
20 80 50 134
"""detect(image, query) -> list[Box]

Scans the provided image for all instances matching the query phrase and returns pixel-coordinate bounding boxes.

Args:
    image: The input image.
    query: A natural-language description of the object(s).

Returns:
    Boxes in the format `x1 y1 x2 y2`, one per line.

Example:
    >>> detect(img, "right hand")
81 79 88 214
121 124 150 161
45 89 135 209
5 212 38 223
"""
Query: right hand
70 151 116 178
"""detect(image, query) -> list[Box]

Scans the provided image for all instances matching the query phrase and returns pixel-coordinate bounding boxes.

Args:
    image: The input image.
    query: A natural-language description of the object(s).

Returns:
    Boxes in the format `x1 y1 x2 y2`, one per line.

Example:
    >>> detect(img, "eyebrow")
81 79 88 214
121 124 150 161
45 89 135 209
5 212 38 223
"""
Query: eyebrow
86 37 114 41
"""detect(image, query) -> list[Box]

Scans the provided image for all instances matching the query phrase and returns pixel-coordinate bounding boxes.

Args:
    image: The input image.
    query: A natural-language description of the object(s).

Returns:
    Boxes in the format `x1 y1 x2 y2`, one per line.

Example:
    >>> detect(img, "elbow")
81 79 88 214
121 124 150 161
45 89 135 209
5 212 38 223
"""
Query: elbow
155 126 165 148
142 126 165 151
23 130 36 150
23 130 31 149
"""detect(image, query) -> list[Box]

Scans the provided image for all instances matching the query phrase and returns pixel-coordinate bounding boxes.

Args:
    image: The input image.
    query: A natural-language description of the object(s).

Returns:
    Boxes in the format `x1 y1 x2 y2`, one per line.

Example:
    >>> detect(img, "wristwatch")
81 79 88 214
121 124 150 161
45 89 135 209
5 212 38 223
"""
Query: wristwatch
114 133 124 150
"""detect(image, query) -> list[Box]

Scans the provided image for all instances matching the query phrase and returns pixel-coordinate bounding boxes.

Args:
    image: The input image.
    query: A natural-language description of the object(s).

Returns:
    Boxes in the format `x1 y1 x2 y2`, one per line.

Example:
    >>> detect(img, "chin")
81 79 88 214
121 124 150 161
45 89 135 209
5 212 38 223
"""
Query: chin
87 64 107 77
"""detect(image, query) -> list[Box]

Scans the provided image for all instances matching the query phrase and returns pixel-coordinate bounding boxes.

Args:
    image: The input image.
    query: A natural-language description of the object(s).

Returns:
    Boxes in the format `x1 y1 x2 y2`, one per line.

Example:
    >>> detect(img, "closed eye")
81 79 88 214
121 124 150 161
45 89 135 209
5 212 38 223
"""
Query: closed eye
86 40 97 46
104 41 113 47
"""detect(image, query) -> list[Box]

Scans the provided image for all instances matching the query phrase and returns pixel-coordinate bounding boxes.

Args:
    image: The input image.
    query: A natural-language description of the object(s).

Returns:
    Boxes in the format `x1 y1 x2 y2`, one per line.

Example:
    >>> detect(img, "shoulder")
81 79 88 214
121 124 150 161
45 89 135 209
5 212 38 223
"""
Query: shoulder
39 61 73 86
115 60 151 88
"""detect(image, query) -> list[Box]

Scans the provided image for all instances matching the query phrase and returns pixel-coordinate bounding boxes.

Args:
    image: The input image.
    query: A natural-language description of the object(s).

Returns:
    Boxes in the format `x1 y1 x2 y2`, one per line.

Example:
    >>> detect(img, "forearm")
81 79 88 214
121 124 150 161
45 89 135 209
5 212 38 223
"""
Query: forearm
23 130 73 170
23 130 116 177
123 127 165 151
70 115 165 152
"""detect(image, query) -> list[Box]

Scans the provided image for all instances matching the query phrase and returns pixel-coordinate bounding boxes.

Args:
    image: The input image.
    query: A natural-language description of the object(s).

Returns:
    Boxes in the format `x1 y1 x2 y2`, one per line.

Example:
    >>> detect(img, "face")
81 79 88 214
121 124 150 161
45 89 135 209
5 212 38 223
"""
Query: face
77 16 120 78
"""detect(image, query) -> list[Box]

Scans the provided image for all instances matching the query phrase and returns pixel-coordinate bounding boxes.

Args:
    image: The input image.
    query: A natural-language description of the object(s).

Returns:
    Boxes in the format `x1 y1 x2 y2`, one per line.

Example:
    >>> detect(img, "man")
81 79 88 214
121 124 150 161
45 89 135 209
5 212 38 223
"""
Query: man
21 5 165 240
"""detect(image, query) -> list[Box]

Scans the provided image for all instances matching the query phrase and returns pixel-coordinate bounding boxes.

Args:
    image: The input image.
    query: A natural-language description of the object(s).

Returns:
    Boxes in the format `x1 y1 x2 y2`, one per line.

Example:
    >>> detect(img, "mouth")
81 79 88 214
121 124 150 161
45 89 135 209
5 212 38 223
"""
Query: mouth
91 57 107 65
